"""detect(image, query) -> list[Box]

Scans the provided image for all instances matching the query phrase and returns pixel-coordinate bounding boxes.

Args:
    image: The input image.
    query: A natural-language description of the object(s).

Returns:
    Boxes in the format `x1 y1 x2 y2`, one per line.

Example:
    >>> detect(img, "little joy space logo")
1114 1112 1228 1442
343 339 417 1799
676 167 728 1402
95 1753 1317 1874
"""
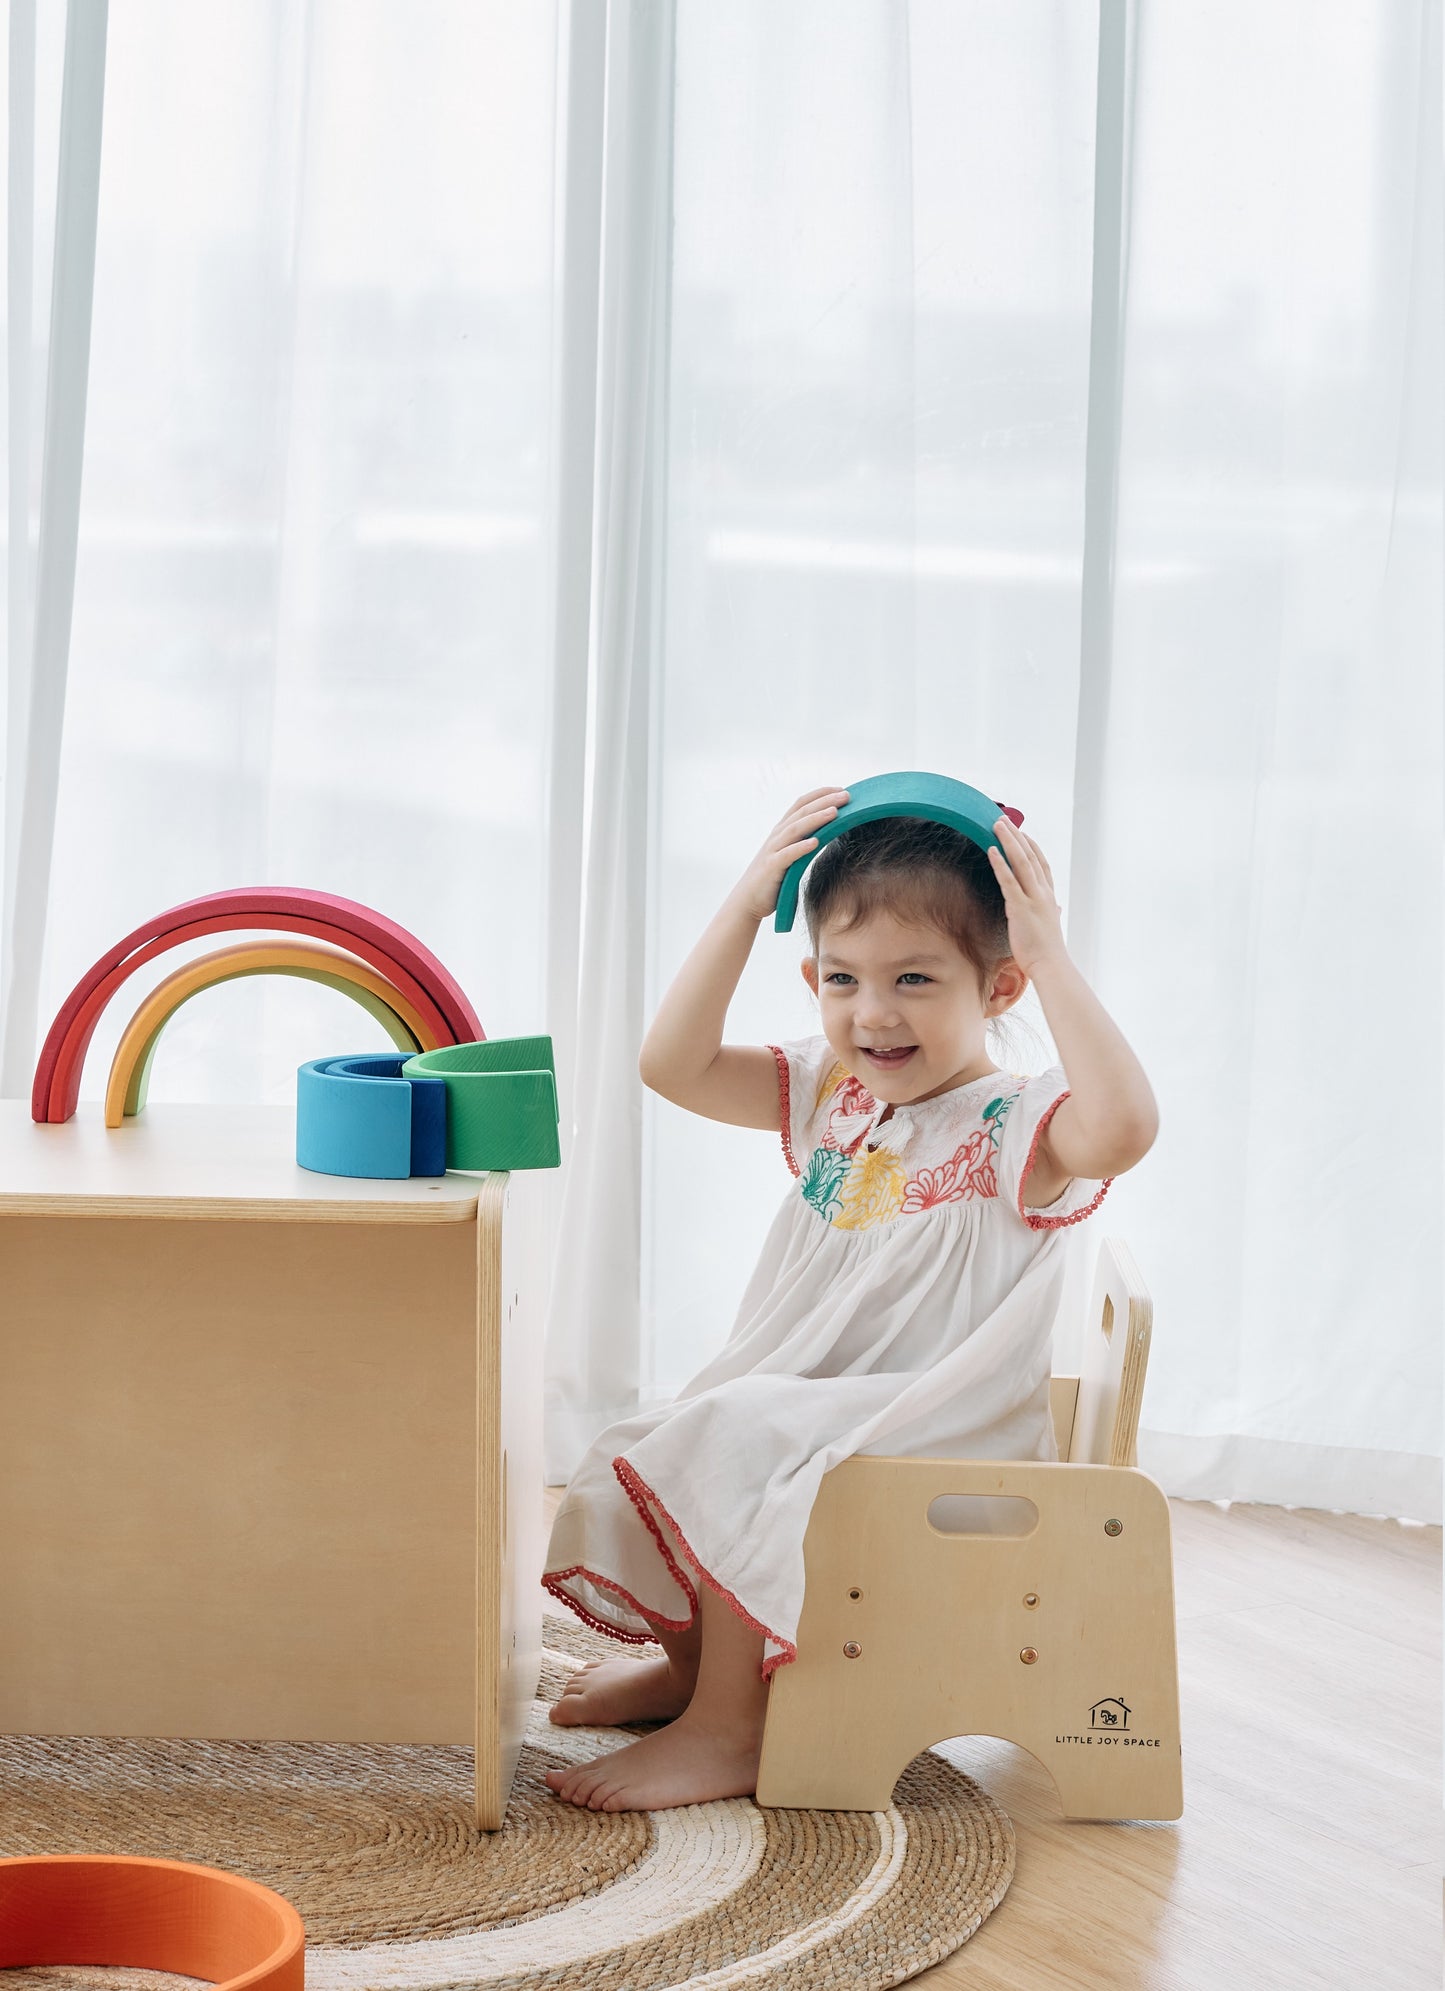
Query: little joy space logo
1056 1696 1162 1747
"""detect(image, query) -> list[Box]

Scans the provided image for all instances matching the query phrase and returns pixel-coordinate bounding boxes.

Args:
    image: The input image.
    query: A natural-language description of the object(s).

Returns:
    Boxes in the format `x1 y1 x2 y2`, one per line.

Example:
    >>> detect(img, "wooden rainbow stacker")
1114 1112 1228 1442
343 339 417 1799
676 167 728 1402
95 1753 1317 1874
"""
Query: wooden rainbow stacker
0 1101 548 1829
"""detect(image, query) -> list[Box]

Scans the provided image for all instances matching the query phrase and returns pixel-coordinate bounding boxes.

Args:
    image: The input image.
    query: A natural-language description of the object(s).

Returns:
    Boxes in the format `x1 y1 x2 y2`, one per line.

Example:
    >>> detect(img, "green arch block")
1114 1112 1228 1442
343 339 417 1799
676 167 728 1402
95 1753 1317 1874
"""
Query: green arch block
401 1035 561 1171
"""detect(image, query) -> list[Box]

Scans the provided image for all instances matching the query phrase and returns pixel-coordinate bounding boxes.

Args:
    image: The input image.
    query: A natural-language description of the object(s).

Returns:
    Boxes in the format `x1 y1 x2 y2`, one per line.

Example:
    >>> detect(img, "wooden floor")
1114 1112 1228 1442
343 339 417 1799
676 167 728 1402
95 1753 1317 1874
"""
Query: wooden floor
543 1490 1440 1990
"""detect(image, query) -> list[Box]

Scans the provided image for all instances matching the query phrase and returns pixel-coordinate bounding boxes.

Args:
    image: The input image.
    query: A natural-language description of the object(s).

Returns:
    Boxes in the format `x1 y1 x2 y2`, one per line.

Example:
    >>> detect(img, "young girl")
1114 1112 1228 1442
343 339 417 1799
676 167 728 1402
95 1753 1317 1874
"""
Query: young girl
542 783 1158 1813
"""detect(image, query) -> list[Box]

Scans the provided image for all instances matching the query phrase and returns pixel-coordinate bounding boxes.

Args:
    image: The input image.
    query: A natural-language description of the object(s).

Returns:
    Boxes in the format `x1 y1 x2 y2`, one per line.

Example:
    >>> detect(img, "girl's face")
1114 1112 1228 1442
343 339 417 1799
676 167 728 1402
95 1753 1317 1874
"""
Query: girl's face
801 906 1026 1103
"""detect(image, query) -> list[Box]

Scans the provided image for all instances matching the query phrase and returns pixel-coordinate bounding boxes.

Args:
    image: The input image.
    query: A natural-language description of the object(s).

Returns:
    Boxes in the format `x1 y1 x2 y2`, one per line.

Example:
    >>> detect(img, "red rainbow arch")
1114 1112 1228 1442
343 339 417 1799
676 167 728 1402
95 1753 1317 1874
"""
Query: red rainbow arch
32 888 483 1124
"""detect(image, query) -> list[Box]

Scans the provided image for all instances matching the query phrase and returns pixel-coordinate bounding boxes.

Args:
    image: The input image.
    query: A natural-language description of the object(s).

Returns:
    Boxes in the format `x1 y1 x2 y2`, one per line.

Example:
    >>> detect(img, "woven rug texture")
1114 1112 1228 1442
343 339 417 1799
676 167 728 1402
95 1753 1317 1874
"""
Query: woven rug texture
0 1614 1014 1989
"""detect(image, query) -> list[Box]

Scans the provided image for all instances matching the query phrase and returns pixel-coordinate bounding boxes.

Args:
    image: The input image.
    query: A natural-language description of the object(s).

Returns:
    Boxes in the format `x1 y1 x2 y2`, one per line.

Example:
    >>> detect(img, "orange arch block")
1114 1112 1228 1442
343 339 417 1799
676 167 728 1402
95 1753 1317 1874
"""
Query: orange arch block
0 1854 304 1989
104 940 441 1128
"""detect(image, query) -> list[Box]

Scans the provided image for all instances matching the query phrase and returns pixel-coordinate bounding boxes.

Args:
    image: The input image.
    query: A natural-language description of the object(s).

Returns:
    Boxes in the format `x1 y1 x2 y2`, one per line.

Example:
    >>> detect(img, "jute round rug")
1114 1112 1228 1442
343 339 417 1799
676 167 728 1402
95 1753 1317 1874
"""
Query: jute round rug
0 1616 1014 1988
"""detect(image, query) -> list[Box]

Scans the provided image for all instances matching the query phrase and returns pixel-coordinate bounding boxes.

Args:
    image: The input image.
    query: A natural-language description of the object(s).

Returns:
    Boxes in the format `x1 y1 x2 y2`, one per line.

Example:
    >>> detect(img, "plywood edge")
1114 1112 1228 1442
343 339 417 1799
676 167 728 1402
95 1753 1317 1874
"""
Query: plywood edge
1104 1237 1153 1469
0 1189 483 1223
1049 1374 1080 1457
474 1172 508 1827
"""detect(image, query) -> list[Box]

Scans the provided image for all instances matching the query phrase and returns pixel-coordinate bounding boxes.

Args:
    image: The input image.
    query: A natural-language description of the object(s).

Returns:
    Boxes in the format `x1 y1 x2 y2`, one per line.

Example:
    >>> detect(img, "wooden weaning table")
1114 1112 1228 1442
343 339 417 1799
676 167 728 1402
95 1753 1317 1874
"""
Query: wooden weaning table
0 1100 548 1828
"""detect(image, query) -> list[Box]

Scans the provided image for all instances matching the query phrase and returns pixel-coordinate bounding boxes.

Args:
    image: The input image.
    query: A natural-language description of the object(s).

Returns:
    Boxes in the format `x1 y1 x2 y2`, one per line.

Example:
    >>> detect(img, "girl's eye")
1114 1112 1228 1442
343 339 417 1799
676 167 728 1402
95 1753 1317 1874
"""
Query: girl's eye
823 973 930 987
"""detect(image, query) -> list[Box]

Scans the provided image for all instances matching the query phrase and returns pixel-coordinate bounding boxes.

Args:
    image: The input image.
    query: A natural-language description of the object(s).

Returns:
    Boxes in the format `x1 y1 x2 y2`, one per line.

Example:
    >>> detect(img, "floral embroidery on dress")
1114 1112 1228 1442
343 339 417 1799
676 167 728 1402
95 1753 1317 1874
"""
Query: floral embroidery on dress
958 1125 1000 1199
901 1141 974 1211
800 1142 851 1222
832 1147 909 1230
797 1072 1027 1231
814 1058 850 1111
819 1065 870 1147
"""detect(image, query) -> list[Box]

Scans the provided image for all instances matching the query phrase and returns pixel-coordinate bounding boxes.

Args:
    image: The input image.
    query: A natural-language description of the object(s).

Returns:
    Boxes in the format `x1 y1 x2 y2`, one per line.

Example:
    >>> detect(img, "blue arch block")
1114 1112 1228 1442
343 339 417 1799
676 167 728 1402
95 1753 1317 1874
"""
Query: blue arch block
296 1054 448 1179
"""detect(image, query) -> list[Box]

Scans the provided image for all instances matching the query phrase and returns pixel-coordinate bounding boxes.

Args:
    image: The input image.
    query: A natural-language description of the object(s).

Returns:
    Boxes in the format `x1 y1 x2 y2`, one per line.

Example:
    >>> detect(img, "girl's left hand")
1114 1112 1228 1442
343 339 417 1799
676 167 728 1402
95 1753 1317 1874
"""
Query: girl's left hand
988 817 1068 974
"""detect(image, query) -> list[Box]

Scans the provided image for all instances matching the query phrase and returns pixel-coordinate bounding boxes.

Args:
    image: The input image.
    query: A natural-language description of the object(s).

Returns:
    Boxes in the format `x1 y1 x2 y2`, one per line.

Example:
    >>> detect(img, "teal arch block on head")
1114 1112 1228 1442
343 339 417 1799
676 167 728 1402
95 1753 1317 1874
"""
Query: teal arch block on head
772 771 1023 934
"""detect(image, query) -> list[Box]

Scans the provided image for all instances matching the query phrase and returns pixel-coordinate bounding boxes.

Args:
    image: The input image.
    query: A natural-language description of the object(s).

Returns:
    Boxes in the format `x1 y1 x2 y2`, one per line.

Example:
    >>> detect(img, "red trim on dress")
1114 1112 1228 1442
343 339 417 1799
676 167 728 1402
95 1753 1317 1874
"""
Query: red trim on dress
765 1043 799 1177
542 1563 696 1645
1017 1089 1115 1231
611 1458 702 1620
613 1455 799 1681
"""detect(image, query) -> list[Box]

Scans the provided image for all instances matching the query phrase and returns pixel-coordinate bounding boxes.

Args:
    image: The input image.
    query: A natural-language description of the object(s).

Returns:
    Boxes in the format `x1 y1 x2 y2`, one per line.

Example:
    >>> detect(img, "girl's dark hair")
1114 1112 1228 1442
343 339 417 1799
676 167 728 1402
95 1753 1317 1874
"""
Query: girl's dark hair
802 815 1013 997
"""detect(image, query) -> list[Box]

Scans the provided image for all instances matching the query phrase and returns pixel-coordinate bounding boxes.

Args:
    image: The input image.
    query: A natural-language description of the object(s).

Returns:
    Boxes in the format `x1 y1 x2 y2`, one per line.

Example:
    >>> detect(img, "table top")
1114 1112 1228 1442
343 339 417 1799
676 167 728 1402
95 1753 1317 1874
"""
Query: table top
0 1101 485 1223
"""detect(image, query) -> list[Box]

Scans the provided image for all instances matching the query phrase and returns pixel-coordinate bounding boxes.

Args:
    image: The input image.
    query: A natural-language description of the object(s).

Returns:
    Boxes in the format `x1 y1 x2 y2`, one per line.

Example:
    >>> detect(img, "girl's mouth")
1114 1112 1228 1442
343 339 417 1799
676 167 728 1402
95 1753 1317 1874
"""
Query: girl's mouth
863 1046 916 1069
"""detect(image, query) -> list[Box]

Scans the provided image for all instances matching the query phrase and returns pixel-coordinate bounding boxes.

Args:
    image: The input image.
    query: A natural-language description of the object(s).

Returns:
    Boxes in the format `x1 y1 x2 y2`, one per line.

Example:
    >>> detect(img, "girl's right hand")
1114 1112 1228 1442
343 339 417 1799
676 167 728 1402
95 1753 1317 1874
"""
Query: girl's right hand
729 788 851 922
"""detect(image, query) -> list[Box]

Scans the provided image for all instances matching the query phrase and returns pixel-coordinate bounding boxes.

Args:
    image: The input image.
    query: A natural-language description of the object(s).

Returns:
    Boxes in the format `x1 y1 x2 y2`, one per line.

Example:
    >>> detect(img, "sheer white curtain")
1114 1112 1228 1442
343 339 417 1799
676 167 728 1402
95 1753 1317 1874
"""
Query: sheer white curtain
575 0 1441 1518
3 1 559 1119
4 2 1440 1524
1086 1 1441 1520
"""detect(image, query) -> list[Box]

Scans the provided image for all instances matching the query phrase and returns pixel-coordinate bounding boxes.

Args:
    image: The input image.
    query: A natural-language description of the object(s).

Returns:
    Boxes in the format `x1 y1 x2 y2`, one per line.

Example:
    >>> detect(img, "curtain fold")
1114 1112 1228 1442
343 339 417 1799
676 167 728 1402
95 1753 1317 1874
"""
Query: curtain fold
542 0 677 1481
1 0 108 1097
1068 0 1136 992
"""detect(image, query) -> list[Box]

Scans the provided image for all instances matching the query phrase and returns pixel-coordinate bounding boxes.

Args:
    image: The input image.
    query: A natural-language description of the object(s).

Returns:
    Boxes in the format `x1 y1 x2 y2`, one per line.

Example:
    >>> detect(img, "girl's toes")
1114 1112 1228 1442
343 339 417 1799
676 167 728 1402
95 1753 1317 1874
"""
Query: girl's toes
548 1667 597 1725
548 1759 599 1806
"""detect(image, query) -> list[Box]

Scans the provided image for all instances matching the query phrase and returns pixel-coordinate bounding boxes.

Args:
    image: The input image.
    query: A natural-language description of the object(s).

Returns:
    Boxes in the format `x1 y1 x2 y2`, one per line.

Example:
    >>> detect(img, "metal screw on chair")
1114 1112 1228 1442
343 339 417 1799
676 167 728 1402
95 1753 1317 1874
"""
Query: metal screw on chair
1104 1518 1123 1536
843 1641 862 1658
1020 1647 1038 1664
1023 1592 1039 1608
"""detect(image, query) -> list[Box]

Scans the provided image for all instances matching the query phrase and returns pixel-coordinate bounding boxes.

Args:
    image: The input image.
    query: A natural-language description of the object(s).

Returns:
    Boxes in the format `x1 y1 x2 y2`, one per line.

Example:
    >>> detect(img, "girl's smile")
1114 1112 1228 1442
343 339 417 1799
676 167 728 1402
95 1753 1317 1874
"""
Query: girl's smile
861 1045 917 1070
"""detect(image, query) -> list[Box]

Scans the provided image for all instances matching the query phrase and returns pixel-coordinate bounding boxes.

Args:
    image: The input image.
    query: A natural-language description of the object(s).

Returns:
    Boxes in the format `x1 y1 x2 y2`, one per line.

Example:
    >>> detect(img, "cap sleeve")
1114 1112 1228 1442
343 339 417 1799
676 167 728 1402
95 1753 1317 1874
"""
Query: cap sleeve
992 1065 1113 1231
765 1035 850 1177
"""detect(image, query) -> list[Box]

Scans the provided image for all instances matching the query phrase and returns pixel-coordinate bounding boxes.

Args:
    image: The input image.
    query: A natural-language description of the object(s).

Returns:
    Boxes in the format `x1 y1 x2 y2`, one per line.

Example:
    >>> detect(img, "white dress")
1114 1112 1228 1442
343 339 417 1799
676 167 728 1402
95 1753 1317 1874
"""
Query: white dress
543 1035 1113 1677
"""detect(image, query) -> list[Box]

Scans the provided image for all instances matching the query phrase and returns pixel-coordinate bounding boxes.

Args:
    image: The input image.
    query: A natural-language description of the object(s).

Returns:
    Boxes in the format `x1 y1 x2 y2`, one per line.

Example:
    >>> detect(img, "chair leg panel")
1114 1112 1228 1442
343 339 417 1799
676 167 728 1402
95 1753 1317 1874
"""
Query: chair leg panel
757 1458 1184 1819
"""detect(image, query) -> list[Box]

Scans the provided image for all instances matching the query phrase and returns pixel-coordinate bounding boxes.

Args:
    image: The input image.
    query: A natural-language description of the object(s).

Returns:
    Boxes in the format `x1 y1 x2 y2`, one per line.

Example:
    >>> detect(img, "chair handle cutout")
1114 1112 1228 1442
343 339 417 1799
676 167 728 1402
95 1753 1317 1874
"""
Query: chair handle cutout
926 1493 1039 1538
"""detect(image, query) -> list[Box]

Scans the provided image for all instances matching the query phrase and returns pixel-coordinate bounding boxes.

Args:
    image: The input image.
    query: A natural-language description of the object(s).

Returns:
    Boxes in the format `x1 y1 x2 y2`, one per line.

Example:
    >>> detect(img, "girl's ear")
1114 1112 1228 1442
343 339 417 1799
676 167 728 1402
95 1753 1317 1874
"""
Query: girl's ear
800 956 819 996
986 959 1029 1015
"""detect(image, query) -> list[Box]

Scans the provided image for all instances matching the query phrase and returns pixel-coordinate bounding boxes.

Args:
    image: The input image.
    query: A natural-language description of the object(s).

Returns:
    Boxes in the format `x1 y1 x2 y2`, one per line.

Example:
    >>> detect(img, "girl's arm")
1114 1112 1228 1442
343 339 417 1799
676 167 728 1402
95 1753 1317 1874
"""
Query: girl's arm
638 787 851 1130
988 815 1158 1189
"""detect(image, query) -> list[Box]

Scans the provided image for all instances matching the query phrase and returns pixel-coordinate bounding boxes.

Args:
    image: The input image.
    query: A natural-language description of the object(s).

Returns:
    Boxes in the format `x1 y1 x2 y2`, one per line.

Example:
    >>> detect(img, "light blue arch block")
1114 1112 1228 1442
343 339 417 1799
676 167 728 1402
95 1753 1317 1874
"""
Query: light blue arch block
296 1054 448 1179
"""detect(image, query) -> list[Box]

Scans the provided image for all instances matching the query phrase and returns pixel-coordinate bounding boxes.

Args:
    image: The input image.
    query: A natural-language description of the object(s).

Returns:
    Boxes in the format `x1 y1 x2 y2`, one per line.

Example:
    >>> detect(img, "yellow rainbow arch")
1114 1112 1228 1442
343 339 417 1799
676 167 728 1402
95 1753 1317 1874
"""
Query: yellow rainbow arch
104 940 442 1127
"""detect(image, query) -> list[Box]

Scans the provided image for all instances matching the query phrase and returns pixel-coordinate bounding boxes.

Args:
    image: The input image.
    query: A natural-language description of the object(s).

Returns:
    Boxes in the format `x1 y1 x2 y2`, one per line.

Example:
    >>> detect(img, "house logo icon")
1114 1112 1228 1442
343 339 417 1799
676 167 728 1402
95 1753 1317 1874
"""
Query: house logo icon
1089 1697 1131 1731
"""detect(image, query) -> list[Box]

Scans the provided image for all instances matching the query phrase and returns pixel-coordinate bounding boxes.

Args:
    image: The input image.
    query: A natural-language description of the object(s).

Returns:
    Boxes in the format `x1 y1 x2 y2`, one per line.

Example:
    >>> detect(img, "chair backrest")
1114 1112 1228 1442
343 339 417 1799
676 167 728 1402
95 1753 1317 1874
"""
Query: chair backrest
1050 1235 1153 1467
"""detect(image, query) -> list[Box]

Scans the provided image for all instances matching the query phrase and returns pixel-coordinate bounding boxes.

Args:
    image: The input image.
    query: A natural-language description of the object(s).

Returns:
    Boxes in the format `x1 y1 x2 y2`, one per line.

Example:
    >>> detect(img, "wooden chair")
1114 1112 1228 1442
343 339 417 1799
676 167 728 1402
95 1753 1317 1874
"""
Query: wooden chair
755 1236 1183 1821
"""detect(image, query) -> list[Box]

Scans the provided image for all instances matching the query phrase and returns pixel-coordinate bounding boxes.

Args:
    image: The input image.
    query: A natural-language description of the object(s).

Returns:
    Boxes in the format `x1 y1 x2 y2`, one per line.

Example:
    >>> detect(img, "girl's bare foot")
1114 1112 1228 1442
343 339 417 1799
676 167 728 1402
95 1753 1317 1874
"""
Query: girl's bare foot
544 1706 764 1810
548 1653 697 1728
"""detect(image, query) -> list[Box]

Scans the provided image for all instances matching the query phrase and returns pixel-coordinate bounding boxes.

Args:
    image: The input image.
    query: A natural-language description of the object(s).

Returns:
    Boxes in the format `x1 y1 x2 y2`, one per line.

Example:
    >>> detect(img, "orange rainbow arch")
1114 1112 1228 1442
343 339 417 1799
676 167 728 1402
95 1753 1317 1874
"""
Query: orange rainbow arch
103 941 443 1128
31 888 483 1123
